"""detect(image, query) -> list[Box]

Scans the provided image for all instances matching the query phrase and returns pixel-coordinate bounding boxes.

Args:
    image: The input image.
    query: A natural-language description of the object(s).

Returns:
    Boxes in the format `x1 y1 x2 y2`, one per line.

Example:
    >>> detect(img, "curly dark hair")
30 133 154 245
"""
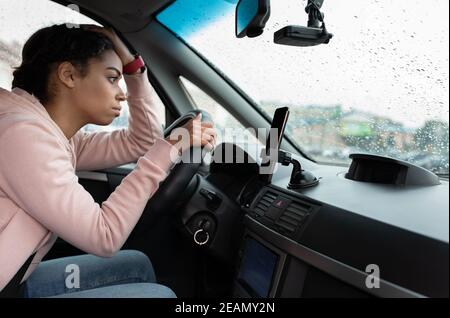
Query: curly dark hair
12 24 114 104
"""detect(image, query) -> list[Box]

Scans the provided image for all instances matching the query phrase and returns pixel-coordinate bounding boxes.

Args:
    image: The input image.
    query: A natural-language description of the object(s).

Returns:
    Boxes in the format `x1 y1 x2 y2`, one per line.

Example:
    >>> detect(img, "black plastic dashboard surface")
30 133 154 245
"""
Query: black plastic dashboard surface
245 184 448 297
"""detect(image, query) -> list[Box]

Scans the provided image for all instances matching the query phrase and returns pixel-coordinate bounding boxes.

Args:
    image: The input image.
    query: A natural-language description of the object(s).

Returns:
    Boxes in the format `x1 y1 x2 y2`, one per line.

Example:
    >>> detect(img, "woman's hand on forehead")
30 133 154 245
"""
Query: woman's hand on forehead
81 25 135 66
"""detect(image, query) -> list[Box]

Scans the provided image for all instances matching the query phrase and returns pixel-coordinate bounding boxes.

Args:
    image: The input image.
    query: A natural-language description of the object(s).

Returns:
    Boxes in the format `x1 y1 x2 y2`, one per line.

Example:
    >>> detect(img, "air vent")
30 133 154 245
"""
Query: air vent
275 201 311 234
253 191 277 216
250 189 315 238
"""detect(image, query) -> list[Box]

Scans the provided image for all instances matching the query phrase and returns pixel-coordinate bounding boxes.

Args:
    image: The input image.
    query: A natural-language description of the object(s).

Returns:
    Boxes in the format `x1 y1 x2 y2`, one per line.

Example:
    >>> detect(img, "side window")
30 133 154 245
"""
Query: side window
180 77 261 146
1 1 100 89
0 0 165 132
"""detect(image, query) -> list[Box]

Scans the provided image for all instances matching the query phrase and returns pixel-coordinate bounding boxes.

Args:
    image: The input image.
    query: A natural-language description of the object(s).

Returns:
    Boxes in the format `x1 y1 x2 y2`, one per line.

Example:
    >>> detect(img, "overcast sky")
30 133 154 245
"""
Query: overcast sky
0 0 448 128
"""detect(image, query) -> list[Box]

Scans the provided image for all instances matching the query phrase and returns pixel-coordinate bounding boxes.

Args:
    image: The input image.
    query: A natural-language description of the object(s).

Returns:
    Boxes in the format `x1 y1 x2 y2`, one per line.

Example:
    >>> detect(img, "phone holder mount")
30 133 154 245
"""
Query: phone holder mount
261 149 320 189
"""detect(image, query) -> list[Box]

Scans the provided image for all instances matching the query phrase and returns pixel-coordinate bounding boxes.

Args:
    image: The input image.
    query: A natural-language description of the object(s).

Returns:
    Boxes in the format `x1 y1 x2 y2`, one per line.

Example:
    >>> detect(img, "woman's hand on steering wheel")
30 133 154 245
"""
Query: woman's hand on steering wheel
164 113 217 155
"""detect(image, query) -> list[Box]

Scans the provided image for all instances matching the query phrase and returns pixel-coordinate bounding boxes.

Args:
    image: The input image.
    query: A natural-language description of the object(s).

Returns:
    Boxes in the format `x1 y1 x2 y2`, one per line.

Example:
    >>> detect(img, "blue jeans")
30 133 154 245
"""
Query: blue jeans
22 250 176 298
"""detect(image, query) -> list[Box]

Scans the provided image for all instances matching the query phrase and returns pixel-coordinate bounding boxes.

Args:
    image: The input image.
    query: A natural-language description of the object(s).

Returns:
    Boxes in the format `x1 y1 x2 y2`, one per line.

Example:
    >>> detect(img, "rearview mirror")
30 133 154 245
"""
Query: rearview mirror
235 0 270 38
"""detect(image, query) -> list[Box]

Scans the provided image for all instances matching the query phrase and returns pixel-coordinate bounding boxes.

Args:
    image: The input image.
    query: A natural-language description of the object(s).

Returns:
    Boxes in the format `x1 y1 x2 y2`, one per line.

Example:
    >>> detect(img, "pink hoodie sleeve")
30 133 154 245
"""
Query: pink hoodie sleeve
0 120 179 257
71 70 164 171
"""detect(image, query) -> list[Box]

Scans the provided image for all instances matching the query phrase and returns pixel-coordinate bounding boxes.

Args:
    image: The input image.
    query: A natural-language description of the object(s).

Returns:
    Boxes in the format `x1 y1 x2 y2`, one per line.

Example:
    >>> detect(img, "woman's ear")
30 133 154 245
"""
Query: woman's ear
56 62 77 89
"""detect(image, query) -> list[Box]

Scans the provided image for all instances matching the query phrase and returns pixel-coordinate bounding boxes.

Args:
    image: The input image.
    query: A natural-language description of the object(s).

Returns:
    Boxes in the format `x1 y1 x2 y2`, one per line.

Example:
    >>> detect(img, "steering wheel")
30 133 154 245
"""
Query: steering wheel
136 109 213 229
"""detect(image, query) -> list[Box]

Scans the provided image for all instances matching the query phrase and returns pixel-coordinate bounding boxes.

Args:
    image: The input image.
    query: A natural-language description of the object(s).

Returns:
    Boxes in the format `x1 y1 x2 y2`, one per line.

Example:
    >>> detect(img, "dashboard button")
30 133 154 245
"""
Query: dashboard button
272 196 291 209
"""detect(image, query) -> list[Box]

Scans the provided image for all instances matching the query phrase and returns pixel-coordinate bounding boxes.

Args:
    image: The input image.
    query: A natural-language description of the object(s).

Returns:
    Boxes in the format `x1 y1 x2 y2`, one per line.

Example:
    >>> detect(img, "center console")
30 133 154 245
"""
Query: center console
233 186 374 298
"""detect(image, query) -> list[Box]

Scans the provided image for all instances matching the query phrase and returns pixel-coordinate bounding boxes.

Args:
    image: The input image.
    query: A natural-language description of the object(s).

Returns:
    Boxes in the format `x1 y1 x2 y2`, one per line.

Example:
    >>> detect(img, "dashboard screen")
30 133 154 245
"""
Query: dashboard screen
237 237 278 297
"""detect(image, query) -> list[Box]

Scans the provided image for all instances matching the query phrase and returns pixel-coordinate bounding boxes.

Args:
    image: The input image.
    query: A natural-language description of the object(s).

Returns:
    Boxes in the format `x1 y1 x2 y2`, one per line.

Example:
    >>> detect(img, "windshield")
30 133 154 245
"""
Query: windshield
158 0 449 174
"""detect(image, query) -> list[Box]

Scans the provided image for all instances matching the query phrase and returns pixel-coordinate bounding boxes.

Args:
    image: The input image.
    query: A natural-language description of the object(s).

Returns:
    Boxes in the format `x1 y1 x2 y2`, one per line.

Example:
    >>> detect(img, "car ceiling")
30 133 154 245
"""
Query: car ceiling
52 0 174 32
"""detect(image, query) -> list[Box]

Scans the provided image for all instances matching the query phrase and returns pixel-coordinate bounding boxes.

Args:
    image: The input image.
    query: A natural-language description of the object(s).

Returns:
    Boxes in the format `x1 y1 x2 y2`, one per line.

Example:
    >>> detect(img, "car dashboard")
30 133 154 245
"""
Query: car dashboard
178 142 449 298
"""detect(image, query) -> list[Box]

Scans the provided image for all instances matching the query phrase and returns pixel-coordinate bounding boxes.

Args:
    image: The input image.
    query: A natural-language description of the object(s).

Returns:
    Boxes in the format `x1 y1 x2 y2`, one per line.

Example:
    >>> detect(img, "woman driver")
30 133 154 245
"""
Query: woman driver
0 24 216 298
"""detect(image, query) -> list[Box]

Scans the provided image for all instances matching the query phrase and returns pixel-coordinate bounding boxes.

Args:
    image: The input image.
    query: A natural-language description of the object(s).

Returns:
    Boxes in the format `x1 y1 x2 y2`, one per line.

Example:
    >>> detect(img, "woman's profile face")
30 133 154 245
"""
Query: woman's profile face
71 49 126 126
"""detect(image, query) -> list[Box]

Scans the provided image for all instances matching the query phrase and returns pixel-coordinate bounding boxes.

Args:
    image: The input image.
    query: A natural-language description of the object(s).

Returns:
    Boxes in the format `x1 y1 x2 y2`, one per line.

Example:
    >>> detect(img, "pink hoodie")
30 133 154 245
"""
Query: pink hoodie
0 71 180 291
